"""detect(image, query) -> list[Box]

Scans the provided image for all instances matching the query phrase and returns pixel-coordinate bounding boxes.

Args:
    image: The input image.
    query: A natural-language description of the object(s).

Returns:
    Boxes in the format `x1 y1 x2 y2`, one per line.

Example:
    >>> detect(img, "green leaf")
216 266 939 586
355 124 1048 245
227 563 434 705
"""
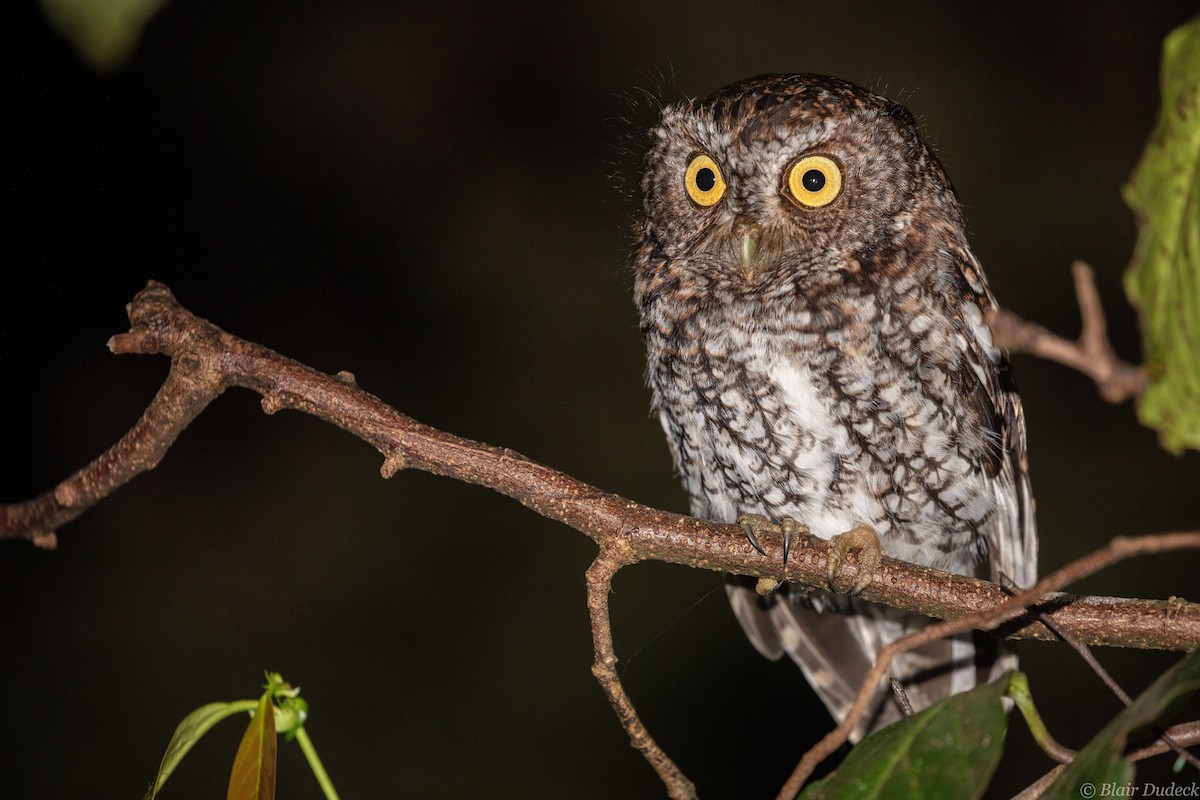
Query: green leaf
1042 650 1200 799
799 671 1011 800
1124 14 1200 454
37 0 170 72
227 692 278 800
145 699 258 800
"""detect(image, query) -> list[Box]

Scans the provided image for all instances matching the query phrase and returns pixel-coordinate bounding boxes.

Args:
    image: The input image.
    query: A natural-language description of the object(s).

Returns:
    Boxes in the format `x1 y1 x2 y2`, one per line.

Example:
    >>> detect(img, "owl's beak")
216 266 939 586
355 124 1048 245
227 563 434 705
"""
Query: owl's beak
736 220 763 282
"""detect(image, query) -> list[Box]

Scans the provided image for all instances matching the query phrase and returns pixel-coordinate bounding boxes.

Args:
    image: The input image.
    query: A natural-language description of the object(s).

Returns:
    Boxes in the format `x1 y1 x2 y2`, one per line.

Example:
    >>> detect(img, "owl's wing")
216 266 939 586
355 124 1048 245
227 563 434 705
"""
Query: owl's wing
943 246 1038 589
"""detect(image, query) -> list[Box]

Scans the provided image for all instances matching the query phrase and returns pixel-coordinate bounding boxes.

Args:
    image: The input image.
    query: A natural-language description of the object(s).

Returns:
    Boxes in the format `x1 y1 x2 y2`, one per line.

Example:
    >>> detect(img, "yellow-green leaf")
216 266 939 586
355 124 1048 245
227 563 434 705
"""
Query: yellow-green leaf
1124 14 1200 454
145 700 258 800
227 692 278 800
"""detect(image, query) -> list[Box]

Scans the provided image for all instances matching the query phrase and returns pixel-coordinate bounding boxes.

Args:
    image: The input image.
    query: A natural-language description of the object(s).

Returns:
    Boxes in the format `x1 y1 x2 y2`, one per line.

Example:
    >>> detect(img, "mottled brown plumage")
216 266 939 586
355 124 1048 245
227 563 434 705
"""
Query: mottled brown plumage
632 74 1037 739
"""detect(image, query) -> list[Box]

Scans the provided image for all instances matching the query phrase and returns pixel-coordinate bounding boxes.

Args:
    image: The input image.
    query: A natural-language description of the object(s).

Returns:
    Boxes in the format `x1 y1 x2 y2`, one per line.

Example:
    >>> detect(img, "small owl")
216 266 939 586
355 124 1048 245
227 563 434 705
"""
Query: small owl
632 74 1037 740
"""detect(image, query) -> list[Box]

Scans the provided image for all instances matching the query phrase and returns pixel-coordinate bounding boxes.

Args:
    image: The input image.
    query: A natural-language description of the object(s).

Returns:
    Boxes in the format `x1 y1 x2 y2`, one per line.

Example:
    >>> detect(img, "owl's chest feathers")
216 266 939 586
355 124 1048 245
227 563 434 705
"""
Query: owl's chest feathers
645 283 993 569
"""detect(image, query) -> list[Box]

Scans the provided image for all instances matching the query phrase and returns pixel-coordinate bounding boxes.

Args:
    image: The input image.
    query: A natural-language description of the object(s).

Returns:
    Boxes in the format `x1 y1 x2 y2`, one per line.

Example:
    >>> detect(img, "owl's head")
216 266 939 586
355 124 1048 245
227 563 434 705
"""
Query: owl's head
636 74 962 301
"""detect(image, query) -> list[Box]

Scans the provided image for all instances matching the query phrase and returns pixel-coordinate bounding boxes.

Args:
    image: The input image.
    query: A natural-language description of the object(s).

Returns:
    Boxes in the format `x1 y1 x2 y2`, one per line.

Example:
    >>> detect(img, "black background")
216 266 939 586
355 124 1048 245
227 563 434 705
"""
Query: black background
3 2 1199 797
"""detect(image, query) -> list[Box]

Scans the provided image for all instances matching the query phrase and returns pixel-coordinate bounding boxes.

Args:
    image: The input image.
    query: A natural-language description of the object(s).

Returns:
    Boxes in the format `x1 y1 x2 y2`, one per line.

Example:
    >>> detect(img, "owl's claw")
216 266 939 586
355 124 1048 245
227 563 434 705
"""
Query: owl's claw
737 513 806 566
738 513 769 556
826 523 883 596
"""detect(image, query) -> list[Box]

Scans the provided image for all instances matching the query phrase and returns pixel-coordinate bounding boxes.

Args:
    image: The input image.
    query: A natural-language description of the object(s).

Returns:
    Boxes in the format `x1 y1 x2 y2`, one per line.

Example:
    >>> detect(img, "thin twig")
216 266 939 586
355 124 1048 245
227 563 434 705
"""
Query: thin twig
989 261 1146 403
1012 721 1200 800
1033 600 1200 773
587 544 696 800
778 532 1200 799
1036 602 1134 705
1127 720 1200 767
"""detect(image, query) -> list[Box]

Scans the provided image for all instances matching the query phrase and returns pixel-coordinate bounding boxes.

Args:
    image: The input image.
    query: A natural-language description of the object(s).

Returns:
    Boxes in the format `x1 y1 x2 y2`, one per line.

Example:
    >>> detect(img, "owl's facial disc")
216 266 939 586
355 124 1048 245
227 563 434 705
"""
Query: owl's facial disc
734 218 763 282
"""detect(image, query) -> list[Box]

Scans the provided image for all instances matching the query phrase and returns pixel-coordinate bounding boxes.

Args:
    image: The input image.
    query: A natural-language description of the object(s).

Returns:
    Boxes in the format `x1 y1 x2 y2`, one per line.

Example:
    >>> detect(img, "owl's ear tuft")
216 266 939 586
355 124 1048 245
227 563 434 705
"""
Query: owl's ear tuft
884 100 919 130
607 74 682 203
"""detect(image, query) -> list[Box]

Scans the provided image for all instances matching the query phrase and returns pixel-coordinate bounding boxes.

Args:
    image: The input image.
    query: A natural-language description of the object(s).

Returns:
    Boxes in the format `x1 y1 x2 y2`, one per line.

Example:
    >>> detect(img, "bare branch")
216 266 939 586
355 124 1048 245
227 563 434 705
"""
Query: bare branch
2 282 1195 649
1026 589 1200 773
989 261 1146 403
587 544 697 800
2 281 1198 800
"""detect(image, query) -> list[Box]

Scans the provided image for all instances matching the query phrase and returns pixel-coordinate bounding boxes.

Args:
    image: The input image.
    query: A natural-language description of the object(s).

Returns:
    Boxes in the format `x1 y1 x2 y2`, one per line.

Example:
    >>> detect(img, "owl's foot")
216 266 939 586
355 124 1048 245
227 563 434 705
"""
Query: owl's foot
754 577 782 597
826 523 882 596
737 513 806 566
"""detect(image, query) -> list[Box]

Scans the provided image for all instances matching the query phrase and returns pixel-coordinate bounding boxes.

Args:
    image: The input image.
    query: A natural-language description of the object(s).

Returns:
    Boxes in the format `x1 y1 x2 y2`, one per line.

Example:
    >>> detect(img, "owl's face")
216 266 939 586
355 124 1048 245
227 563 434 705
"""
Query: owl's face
637 74 960 300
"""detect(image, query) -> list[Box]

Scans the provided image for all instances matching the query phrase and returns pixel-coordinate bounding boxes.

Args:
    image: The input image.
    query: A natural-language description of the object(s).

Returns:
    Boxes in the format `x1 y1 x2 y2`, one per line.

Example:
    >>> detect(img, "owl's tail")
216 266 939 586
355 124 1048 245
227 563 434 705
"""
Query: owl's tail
726 578 1013 741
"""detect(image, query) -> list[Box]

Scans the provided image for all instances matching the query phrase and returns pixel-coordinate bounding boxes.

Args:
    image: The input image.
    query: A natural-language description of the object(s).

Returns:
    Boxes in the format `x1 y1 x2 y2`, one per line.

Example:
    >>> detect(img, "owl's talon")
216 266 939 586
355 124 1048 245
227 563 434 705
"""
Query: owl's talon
780 517 802 565
826 523 882 596
738 513 769 555
738 513 806 565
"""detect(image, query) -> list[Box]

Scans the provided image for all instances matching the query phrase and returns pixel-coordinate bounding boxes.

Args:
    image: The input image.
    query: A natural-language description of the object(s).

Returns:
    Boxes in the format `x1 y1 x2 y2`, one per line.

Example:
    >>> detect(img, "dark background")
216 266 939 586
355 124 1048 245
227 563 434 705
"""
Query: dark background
3 2 1199 797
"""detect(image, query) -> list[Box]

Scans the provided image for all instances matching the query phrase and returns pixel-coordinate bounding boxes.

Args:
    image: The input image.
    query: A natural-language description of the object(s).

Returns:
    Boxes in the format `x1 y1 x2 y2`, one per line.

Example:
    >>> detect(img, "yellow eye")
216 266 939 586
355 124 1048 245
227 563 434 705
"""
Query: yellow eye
684 154 726 207
785 155 843 208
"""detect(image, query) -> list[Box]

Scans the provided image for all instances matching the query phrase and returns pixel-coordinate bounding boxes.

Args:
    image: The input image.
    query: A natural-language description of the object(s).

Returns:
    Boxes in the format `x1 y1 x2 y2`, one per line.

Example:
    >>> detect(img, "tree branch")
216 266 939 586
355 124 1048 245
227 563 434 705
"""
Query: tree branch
587 544 697 800
988 261 1146 403
1022 584 1200 773
2 281 1198 800
3 281 1195 648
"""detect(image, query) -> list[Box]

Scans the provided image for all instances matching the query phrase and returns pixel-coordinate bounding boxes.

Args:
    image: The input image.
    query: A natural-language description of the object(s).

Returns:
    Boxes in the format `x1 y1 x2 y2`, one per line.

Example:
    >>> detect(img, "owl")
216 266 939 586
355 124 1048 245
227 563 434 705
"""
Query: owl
632 74 1037 740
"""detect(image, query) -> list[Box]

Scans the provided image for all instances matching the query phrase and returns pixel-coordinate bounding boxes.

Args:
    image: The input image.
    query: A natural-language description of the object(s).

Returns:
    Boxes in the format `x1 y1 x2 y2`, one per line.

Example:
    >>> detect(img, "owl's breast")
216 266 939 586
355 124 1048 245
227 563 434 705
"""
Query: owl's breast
649 310 872 533
646 297 995 572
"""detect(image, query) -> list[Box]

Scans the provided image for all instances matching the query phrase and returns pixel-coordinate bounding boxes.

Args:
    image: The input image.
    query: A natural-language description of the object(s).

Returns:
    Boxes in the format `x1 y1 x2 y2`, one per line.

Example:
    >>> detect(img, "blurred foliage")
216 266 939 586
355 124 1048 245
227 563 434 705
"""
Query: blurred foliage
39 0 169 71
1124 14 1200 454
1042 649 1200 798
